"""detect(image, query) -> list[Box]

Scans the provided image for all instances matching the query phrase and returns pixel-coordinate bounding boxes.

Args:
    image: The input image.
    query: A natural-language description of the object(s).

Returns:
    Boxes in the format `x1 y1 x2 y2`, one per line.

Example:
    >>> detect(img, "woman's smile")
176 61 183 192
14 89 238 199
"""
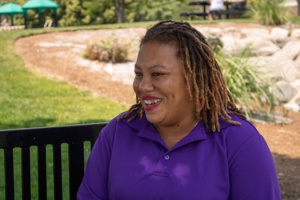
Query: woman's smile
142 95 162 110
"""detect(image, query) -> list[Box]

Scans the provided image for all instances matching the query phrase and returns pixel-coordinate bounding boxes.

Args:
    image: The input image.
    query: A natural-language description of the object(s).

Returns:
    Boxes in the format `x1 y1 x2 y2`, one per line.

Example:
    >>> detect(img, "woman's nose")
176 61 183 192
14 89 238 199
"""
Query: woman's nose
138 76 154 92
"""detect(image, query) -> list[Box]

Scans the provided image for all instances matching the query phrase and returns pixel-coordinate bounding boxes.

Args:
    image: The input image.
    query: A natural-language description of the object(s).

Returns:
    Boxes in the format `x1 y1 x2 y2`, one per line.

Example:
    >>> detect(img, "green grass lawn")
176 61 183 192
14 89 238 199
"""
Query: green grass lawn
0 18 293 199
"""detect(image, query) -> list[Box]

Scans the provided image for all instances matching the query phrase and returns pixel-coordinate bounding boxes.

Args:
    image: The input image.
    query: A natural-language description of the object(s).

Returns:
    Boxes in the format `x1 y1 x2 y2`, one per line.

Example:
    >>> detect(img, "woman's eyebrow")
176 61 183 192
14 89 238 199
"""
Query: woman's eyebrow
135 64 167 70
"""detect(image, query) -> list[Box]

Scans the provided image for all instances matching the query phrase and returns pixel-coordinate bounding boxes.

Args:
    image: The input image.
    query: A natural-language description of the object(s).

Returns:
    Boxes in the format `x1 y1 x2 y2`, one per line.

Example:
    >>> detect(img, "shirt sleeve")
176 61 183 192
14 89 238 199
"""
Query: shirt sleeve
77 126 113 200
226 124 281 200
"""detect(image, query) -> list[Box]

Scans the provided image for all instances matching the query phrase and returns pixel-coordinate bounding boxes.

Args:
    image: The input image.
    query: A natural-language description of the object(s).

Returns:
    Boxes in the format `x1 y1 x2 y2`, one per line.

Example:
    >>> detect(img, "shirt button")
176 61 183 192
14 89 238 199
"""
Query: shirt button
164 155 170 160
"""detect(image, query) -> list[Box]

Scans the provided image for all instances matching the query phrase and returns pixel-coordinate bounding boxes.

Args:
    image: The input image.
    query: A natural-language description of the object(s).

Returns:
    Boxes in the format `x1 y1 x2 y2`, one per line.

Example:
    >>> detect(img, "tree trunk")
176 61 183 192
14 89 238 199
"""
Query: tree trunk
298 0 300 16
113 0 125 23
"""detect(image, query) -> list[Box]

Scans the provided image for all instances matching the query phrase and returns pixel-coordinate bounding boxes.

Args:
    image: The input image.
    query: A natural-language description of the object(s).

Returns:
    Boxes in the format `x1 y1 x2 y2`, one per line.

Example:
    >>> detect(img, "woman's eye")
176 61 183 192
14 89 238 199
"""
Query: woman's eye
135 72 142 76
153 73 162 77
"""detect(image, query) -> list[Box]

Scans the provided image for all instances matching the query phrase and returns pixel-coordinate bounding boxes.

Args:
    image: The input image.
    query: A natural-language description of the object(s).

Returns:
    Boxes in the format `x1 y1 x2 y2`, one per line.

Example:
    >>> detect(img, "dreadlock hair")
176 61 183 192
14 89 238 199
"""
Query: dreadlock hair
118 20 246 132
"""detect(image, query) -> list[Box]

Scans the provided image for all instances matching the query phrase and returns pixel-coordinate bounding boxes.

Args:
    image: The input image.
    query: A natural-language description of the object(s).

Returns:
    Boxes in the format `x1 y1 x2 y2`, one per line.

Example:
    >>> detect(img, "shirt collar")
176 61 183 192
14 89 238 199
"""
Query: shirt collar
120 111 240 150
121 111 239 133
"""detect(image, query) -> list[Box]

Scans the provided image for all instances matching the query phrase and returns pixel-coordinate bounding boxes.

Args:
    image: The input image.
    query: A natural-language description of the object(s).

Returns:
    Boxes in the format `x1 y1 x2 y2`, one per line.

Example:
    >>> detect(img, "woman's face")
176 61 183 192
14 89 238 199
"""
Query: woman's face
133 42 196 126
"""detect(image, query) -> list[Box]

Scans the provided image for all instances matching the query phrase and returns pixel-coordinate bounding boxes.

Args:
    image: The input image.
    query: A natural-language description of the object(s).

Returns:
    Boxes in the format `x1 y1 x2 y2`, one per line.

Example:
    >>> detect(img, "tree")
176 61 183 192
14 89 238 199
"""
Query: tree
112 0 125 23
112 0 144 23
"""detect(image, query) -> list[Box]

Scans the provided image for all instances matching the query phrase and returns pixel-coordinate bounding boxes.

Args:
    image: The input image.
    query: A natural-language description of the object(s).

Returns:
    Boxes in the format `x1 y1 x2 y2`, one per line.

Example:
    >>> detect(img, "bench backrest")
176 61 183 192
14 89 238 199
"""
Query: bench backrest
0 123 107 200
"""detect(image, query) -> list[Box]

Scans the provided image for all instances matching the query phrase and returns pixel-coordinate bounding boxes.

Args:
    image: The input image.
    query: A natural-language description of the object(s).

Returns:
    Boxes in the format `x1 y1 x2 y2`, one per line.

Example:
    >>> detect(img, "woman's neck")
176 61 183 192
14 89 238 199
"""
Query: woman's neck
155 117 199 150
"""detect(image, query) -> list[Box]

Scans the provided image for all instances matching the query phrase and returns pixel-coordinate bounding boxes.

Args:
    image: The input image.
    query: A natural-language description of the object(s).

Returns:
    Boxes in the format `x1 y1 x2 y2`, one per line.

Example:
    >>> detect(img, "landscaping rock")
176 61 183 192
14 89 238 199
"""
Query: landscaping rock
284 103 300 112
291 29 300 39
245 56 282 81
275 60 300 82
271 80 298 102
220 36 246 55
196 27 209 38
222 27 245 38
272 40 300 60
241 28 269 38
295 54 300 65
271 28 290 48
209 28 222 38
241 38 280 56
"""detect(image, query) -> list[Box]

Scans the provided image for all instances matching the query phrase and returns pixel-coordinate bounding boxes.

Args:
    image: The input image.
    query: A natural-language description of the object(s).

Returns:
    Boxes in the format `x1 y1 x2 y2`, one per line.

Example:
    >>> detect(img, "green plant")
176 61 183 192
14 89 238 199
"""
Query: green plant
215 47 280 118
85 34 129 63
250 0 288 25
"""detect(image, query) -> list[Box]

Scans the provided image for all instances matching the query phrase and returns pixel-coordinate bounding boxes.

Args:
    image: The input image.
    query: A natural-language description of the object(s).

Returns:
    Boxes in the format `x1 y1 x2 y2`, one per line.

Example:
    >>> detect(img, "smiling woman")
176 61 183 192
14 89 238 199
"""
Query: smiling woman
77 21 281 200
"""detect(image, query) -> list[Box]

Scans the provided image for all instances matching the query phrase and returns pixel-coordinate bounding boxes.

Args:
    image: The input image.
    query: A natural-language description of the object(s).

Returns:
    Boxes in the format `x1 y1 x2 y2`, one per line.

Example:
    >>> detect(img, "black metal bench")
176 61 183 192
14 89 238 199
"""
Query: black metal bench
0 123 108 200
180 1 210 19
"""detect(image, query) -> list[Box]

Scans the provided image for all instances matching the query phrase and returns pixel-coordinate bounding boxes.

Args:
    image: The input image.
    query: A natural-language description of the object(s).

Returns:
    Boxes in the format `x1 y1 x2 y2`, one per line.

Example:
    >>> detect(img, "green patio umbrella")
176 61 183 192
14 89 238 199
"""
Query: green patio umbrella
0 3 24 26
23 0 59 28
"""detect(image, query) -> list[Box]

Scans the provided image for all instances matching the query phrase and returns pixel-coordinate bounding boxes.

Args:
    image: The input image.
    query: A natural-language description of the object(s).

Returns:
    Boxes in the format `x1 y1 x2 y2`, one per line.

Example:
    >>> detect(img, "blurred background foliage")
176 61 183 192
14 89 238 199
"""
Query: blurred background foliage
0 0 194 27
0 0 299 27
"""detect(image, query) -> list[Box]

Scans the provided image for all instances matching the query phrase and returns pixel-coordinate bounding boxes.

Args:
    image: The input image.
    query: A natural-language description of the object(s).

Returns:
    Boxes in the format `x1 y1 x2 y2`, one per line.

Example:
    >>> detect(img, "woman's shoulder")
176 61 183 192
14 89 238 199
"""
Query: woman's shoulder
219 113 260 139
216 113 270 161
101 111 148 137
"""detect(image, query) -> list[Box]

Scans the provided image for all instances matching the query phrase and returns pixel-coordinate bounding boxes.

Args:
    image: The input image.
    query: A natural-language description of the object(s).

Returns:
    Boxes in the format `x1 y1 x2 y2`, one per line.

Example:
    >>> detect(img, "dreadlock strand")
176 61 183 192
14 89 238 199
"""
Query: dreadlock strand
188 41 201 112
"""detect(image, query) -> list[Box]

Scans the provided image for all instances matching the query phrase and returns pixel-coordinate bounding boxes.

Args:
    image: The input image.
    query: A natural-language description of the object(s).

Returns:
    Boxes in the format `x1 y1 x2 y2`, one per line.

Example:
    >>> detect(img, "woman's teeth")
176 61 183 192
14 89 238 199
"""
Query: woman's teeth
144 99 162 106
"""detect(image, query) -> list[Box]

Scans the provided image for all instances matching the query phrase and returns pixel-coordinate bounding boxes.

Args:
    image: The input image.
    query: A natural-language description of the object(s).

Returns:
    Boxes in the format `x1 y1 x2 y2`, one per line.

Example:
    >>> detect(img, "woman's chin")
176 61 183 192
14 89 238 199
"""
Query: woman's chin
144 112 162 125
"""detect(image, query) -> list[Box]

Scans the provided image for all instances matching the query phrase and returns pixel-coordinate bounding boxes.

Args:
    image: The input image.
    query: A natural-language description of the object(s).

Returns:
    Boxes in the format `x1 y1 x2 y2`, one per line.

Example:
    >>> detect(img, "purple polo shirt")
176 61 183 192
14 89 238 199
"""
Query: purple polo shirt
77 112 281 200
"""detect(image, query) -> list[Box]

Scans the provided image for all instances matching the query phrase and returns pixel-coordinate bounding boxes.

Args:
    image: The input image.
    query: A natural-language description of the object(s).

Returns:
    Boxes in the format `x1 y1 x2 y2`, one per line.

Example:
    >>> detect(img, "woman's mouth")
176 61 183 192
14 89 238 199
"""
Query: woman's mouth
144 99 162 106
142 98 162 111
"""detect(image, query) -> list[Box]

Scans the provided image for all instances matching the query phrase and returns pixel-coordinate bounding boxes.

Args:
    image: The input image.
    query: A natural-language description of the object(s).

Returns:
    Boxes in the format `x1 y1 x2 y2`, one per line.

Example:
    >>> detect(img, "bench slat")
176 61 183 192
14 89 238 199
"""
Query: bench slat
69 142 84 200
53 144 62 200
38 145 47 200
21 147 31 200
4 148 14 200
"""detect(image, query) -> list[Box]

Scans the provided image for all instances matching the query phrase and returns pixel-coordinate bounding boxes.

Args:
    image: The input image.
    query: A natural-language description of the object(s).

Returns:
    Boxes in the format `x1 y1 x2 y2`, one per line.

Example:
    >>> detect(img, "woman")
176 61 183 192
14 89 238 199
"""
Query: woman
77 20 281 199
209 0 224 21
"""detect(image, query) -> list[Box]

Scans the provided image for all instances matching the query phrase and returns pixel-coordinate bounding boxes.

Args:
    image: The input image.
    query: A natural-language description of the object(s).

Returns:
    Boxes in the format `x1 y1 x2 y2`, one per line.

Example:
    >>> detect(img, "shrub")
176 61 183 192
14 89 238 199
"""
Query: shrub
250 0 288 25
215 47 280 117
85 37 129 63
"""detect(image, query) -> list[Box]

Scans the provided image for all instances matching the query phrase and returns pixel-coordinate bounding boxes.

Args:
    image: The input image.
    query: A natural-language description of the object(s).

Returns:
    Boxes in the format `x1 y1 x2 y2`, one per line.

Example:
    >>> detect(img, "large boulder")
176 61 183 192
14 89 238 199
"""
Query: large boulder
220 36 247 55
291 29 300 39
271 80 297 103
273 59 300 82
271 28 290 48
284 103 300 112
241 37 280 56
246 56 300 82
272 40 300 61
240 28 272 41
